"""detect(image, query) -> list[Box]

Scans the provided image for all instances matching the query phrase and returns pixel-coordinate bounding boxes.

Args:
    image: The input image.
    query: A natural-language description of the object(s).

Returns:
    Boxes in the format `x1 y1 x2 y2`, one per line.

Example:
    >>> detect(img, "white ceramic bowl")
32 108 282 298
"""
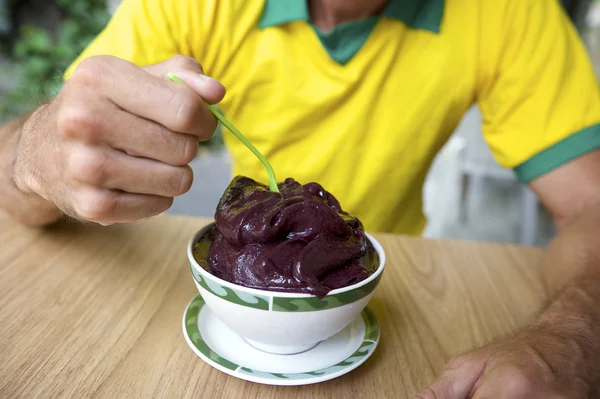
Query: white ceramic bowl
187 223 386 355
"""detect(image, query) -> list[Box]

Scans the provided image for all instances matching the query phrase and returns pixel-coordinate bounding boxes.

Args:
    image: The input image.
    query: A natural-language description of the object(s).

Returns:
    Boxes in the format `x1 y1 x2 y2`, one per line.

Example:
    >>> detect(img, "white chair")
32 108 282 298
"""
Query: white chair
457 107 540 246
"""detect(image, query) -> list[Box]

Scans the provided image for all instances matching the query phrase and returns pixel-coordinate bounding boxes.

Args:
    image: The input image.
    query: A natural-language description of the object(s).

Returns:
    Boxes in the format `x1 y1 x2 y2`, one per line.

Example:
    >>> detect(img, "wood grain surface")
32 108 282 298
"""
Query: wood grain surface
0 211 547 398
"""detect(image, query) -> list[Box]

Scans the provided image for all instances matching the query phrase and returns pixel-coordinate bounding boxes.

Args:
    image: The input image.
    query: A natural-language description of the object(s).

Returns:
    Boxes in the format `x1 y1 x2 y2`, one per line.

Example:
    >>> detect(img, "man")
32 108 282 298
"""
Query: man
0 0 599 396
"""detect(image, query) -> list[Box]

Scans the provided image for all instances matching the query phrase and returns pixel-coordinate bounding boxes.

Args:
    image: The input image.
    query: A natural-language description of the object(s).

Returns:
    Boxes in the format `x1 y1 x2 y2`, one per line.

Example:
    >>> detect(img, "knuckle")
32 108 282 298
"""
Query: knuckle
165 166 193 196
417 371 457 399
74 190 117 222
499 366 535 397
170 54 202 70
432 375 456 398
141 196 174 220
411 388 437 399
176 166 194 195
446 348 488 371
180 136 199 164
71 56 109 85
446 356 465 370
57 105 98 142
203 115 218 140
67 150 108 186
157 196 174 214
171 92 203 133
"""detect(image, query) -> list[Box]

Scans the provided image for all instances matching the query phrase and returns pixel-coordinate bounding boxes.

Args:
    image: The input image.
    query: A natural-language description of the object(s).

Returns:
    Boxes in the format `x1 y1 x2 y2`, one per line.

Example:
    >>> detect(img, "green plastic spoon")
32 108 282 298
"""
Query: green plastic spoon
167 73 279 193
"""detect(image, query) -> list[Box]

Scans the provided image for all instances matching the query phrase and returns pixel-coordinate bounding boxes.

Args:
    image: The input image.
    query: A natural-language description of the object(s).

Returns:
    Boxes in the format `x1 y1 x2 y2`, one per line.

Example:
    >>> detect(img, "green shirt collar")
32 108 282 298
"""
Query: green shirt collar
259 0 444 33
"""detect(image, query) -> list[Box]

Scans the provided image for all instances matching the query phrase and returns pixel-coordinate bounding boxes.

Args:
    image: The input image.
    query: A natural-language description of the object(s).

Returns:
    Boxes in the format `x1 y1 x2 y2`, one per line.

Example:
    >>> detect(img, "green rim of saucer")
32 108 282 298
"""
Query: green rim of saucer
183 294 379 381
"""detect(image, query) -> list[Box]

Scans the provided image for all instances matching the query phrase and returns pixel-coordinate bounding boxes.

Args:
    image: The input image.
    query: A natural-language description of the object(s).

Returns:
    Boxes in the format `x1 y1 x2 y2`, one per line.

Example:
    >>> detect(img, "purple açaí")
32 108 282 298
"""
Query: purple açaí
195 176 379 297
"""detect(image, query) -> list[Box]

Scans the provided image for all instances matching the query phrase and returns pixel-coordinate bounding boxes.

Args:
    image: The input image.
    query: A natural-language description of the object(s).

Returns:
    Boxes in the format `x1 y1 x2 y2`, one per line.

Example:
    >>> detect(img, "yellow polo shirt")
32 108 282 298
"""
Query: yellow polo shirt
65 0 600 234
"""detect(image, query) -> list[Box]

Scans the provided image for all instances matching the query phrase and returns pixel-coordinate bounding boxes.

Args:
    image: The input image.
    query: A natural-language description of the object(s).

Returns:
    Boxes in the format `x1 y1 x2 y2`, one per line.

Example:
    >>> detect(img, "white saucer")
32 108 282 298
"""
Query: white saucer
182 294 380 386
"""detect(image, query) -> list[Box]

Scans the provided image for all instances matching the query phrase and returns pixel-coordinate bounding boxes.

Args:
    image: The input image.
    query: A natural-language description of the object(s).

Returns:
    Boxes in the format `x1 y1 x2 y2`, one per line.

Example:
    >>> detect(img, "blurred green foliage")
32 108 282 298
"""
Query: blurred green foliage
1 0 110 118
0 0 224 150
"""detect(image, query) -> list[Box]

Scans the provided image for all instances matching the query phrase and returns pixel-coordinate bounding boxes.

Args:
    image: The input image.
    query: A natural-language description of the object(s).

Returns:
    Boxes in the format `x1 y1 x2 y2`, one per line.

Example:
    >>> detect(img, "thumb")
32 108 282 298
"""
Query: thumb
413 350 489 399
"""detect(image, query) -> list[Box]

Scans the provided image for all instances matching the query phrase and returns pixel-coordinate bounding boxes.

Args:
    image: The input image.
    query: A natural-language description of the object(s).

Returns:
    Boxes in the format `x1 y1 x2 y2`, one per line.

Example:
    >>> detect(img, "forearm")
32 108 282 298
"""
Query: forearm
532 274 600 391
542 202 600 294
534 204 600 384
0 111 62 226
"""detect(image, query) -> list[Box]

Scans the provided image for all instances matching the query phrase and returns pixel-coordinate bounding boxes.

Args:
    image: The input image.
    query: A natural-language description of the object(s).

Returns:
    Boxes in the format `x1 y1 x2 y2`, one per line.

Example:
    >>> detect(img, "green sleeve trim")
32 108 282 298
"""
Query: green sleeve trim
514 123 600 182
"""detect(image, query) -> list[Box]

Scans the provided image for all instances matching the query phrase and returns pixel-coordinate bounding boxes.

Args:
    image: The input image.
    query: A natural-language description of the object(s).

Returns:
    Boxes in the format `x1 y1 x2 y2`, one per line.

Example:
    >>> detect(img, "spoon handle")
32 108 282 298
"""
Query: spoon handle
167 73 279 193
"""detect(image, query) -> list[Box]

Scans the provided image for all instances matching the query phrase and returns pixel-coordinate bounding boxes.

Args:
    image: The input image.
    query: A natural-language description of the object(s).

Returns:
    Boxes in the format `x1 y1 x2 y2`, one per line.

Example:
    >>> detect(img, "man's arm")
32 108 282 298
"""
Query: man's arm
0 56 225 228
527 149 600 389
533 150 600 292
414 151 600 398
0 111 63 226
414 0 600 395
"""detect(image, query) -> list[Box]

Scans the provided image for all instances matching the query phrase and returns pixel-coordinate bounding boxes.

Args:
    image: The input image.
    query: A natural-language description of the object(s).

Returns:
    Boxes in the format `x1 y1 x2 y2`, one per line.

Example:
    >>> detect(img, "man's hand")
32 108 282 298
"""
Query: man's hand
413 149 600 399
413 325 592 399
12 55 225 225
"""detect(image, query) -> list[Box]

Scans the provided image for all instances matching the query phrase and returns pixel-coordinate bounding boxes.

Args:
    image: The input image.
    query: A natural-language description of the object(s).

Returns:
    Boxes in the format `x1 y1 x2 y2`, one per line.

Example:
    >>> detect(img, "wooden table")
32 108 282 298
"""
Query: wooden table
0 212 548 398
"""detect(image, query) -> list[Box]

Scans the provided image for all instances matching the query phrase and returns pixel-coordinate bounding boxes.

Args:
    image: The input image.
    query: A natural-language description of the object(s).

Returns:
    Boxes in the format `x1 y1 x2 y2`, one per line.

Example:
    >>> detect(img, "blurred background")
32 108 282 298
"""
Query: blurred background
1 0 599 246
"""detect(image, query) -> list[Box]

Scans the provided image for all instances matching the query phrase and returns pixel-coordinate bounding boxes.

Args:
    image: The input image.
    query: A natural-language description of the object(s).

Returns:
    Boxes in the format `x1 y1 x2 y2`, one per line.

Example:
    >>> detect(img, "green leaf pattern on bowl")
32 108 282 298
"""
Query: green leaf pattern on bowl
271 275 382 312
189 262 270 310
189 263 381 312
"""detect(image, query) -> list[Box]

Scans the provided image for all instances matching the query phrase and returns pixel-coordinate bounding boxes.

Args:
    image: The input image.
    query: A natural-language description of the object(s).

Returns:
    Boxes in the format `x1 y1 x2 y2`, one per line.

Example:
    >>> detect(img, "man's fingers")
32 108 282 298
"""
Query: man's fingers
70 56 218 139
413 352 488 399
412 371 472 399
142 54 205 76
471 365 567 399
168 69 226 104
102 108 199 166
57 82 200 167
67 146 193 198
69 186 174 225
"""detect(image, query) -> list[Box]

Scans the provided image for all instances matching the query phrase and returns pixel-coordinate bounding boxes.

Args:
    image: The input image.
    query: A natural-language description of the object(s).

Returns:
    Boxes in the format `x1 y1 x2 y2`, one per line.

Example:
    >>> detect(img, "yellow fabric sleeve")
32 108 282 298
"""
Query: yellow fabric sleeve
477 0 600 182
